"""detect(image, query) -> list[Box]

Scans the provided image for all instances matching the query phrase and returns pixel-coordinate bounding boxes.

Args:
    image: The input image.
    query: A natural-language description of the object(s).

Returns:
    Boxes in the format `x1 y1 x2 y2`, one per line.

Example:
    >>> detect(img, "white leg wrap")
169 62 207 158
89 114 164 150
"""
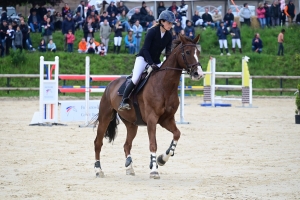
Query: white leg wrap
151 153 157 172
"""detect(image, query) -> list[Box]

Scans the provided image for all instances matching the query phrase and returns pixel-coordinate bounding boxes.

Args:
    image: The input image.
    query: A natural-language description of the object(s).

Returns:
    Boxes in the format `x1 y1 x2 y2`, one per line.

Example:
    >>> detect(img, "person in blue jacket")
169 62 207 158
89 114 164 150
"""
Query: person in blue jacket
252 33 263 53
216 21 230 56
118 10 175 111
124 29 136 54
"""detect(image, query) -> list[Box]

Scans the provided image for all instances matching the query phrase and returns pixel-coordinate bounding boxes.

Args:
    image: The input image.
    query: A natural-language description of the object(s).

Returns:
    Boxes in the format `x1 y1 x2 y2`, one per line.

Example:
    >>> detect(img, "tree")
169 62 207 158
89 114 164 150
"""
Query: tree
0 0 63 10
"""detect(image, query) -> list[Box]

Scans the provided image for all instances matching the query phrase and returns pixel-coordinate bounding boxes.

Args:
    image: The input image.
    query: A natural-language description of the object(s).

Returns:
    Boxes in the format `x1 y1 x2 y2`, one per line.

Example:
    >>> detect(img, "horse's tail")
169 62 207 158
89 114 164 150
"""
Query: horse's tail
104 109 119 143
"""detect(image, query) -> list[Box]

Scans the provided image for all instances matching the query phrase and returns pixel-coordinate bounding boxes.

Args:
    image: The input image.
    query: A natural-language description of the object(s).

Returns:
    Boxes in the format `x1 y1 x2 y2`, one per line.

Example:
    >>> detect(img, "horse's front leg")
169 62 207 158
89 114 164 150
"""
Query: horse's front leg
157 118 181 166
147 120 160 179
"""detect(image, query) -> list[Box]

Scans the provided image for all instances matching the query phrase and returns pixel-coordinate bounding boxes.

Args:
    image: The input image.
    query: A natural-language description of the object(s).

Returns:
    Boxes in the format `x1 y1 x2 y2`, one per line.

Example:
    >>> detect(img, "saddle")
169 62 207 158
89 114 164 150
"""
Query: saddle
117 70 153 126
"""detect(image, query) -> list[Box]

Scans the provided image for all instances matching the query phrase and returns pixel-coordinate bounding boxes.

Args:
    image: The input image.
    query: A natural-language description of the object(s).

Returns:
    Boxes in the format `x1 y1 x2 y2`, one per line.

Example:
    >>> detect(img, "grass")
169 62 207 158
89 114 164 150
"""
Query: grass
0 25 300 97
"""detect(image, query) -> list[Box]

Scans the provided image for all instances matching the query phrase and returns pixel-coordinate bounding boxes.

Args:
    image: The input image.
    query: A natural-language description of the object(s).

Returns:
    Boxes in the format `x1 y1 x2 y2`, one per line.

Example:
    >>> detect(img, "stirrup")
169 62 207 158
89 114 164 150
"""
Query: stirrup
118 100 131 111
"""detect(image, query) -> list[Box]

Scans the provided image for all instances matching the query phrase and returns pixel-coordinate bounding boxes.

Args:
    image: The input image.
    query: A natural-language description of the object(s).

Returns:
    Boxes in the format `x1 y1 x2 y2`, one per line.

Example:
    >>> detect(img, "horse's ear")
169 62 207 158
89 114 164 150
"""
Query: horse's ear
179 34 187 44
193 34 200 44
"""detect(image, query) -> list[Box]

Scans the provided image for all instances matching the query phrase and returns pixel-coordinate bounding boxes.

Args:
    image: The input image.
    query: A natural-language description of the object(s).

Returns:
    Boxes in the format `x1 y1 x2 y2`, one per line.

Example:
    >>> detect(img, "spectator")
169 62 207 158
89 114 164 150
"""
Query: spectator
114 20 123 54
177 0 188 29
168 1 178 12
216 21 230 56
132 20 143 54
42 18 54 44
130 9 141 25
0 20 8 53
14 26 23 52
239 3 252 26
74 11 84 30
89 5 99 16
125 29 136 54
94 39 100 52
157 1 166 18
47 39 57 52
174 21 183 35
30 4 38 16
54 12 63 30
212 10 222 28
270 0 281 26
0 40 4 57
109 12 118 28
252 33 263 53
117 1 129 15
26 27 35 52
28 11 41 33
38 5 48 20
100 19 111 51
66 29 75 52
223 9 234 28
173 10 182 24
6 24 14 55
78 37 87 53
284 0 295 25
179 29 185 37
100 11 110 26
230 22 242 53
107 1 118 16
264 2 271 27
193 11 203 27
145 10 155 30
296 12 300 24
62 3 71 19
98 43 107 56
140 1 148 16
119 10 131 31
88 11 100 30
12 21 18 31
277 29 285 56
19 19 28 49
77 1 86 19
280 0 286 26
257 2 266 29
39 39 46 52
84 18 95 43
87 38 96 54
46 11 54 23
202 8 215 29
62 14 75 51
171 29 177 40
184 20 195 39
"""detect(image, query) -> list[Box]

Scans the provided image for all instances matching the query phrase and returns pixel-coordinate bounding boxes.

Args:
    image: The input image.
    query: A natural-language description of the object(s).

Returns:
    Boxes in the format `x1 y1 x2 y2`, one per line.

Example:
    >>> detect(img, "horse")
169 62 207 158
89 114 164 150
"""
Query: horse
93 34 203 179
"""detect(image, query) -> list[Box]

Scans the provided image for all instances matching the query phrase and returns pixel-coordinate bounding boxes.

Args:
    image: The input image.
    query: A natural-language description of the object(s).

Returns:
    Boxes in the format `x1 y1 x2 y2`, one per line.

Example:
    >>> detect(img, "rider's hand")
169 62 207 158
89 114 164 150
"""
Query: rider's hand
151 64 159 71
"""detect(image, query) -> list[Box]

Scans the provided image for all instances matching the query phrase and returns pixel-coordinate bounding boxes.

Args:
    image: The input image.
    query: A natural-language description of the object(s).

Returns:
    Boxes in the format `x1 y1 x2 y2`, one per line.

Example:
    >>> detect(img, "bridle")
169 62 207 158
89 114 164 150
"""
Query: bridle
157 43 201 75
179 43 202 75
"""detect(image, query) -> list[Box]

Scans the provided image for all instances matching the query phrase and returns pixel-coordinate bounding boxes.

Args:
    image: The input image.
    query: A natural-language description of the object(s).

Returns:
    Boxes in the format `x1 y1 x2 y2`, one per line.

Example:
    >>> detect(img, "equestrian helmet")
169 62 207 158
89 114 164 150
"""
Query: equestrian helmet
158 10 176 24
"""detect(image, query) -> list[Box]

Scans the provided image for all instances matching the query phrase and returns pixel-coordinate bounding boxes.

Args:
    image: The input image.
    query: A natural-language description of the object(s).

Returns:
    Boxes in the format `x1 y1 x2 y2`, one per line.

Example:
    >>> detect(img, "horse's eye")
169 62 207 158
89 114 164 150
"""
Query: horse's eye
186 51 190 55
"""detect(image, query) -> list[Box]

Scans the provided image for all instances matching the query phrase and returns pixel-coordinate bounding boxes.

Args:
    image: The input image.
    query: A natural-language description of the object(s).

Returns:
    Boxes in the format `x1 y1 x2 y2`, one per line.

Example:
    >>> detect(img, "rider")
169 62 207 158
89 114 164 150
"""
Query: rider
118 10 175 111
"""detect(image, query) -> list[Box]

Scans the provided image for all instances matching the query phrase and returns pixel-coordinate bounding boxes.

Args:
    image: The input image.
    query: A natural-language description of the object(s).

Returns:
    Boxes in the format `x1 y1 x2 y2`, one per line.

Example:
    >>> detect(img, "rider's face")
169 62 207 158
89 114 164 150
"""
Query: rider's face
162 21 173 31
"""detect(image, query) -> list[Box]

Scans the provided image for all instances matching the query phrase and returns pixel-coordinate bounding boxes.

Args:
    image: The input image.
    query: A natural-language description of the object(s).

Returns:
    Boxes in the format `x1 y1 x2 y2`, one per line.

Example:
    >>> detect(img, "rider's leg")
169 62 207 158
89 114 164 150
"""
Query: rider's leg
118 56 147 111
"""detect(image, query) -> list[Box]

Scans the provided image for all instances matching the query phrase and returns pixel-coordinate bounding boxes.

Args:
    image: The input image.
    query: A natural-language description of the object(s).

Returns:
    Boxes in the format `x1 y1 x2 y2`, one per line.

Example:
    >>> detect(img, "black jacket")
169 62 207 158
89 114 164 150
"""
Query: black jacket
223 13 234 22
270 4 281 18
264 6 270 18
202 13 213 23
138 25 172 65
130 13 141 24
157 6 166 18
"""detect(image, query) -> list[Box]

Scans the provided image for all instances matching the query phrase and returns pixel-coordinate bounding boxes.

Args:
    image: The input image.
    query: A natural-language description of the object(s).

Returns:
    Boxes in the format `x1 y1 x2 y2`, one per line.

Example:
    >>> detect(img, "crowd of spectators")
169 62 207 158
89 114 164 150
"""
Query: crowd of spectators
0 0 298 57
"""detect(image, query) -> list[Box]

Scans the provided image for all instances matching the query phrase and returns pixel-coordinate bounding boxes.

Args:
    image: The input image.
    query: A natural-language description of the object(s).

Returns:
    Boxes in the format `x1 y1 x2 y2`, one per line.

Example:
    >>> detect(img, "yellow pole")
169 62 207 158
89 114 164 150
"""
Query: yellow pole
204 60 211 86
243 60 250 87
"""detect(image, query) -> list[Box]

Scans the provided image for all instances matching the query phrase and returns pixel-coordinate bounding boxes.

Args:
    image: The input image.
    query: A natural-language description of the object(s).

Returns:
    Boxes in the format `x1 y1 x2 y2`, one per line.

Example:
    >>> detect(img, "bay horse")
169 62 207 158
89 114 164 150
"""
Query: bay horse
94 34 203 179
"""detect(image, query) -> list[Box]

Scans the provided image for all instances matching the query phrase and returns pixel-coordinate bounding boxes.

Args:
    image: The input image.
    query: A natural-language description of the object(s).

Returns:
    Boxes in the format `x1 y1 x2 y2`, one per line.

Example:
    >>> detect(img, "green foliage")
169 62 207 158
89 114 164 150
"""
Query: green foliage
296 84 300 115
10 50 27 67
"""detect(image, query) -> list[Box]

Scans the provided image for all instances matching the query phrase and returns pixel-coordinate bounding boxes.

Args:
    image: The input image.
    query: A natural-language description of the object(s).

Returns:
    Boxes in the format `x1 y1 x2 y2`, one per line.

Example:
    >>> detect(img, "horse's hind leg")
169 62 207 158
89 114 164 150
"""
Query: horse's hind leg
122 119 138 176
157 118 181 166
94 96 115 178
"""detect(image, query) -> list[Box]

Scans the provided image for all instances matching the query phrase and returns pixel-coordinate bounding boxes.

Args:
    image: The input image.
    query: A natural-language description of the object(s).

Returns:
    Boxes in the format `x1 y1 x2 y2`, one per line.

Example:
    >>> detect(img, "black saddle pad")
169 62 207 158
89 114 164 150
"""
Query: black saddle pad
118 72 150 96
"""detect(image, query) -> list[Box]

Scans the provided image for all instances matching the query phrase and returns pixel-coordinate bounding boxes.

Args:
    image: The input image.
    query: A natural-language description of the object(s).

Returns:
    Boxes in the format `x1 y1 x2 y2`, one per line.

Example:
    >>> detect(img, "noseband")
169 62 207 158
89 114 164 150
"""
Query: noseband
180 43 201 75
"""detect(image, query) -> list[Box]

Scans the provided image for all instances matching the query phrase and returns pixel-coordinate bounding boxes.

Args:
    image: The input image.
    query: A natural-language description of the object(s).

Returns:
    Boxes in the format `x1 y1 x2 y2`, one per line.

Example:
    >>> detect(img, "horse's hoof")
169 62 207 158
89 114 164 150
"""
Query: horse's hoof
95 167 104 178
126 168 135 176
150 171 160 179
157 154 166 166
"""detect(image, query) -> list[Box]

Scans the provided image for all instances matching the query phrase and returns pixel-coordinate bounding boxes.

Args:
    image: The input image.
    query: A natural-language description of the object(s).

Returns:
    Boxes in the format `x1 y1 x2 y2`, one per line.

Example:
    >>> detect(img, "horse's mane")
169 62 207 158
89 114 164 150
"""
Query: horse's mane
171 36 194 51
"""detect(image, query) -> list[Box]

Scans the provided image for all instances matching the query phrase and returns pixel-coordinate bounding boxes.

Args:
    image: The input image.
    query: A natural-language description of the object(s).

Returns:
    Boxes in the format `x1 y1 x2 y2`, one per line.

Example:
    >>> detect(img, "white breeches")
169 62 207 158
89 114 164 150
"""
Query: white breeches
114 37 122 46
232 38 241 48
219 39 228 48
181 16 187 29
131 56 162 85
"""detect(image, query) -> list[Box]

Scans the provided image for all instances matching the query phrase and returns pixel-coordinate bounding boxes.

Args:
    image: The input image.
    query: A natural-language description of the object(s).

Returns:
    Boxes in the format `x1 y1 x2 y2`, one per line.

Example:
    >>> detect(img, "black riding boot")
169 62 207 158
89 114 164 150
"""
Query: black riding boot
113 45 116 54
117 46 121 54
118 81 135 111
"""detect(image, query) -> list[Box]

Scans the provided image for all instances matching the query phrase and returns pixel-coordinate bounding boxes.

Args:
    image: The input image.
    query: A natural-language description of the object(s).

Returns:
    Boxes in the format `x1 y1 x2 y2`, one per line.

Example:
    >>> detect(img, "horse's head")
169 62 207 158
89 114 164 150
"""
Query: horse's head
176 34 203 80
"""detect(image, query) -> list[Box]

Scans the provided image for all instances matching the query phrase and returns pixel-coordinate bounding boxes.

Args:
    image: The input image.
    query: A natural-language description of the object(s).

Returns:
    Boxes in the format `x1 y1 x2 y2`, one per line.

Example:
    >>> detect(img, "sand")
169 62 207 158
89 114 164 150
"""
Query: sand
0 97 299 200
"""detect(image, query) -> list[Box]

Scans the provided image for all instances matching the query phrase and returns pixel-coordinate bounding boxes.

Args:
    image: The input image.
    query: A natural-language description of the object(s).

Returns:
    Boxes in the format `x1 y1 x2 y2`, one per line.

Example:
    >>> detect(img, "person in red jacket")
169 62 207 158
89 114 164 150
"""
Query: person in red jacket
66 29 75 52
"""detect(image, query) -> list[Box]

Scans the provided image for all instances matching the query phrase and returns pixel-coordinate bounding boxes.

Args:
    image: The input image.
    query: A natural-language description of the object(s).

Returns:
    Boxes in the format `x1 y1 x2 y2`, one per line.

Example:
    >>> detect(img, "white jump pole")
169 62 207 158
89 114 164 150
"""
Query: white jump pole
249 78 253 106
176 73 189 124
210 57 216 107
